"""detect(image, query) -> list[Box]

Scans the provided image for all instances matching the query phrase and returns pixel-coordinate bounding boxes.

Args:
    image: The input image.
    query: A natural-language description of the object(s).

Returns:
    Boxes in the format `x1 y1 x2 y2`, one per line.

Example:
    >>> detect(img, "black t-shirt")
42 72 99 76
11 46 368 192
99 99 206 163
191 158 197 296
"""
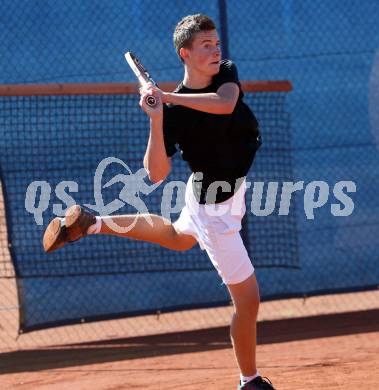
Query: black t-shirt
163 59 261 204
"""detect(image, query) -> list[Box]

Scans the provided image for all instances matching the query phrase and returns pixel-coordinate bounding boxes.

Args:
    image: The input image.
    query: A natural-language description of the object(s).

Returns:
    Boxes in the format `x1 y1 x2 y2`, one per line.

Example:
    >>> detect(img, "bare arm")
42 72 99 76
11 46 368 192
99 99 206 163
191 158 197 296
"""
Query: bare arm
139 89 171 183
143 117 171 183
163 82 240 115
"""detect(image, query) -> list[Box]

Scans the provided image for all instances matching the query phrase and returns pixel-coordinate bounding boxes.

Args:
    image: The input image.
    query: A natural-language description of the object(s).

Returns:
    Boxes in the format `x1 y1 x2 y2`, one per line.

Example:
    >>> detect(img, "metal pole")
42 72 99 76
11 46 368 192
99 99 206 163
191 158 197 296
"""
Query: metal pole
218 0 230 59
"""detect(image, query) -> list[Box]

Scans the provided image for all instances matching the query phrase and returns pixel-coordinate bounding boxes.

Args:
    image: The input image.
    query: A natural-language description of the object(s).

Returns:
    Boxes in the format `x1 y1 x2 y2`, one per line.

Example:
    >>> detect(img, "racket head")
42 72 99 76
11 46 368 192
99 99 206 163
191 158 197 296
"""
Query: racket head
125 51 157 107
125 51 155 86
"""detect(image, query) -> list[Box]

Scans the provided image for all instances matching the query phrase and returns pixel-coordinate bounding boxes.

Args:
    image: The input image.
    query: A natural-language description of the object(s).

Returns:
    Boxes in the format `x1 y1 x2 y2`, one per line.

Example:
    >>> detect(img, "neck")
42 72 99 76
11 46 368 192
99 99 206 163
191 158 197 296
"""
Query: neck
182 65 213 89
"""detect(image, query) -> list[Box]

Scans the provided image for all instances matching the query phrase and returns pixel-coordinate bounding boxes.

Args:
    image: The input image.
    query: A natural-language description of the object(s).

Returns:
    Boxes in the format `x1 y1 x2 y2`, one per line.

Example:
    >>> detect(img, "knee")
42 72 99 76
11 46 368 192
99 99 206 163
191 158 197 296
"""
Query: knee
234 294 260 319
232 287 260 319
174 239 197 251
228 274 260 318
172 232 197 252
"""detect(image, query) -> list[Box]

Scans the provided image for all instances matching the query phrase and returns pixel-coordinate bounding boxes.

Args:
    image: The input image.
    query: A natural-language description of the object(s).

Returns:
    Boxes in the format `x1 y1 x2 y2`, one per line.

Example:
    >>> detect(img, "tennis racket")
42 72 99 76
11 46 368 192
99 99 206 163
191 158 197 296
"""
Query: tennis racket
125 51 157 107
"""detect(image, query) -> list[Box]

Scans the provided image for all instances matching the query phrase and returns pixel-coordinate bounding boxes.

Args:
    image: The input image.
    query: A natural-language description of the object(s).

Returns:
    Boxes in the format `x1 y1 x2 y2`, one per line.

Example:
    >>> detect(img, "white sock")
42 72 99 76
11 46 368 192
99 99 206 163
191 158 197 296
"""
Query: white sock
86 216 102 235
240 372 260 385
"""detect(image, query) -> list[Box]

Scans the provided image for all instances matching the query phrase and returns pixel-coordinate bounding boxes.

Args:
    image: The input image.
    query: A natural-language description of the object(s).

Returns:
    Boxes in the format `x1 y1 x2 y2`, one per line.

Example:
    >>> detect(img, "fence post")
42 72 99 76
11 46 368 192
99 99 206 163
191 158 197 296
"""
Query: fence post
218 0 230 59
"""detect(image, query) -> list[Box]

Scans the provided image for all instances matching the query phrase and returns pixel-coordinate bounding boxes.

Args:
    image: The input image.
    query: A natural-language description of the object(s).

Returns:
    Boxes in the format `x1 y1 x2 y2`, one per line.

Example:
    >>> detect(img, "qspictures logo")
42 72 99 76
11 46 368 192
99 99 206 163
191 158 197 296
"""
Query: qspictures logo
25 157 357 234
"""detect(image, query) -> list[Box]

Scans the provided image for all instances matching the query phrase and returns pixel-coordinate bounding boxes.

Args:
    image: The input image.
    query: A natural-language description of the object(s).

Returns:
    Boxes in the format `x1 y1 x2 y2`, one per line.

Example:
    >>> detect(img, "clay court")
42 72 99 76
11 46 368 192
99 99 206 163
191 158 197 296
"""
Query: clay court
1 310 379 389
1 274 379 389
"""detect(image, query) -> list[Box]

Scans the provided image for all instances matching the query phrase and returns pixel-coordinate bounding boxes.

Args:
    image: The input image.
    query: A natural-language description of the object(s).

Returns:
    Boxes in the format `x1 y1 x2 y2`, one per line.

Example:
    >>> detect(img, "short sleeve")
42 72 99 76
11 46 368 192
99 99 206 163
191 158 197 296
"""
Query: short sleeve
162 104 179 157
212 60 241 89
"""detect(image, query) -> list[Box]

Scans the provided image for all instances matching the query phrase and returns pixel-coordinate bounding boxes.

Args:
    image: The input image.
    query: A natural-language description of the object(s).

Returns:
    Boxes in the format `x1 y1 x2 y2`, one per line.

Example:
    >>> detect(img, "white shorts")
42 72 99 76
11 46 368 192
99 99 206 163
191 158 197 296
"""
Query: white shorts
173 174 254 285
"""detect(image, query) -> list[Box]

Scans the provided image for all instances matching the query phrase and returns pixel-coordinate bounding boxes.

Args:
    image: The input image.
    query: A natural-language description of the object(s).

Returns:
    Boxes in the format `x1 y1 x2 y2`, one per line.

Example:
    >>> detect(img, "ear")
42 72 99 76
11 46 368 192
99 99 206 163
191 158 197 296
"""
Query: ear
179 47 189 61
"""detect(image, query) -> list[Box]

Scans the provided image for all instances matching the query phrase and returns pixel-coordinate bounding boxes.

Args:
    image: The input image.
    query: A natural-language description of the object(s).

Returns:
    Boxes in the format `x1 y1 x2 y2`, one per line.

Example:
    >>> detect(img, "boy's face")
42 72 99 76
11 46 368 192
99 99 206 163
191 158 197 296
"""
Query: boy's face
180 29 221 76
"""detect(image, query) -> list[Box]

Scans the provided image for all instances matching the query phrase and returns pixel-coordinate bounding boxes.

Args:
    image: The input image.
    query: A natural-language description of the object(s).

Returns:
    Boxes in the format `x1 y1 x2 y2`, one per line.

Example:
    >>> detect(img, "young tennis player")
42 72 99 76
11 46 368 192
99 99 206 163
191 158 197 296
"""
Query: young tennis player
43 14 275 390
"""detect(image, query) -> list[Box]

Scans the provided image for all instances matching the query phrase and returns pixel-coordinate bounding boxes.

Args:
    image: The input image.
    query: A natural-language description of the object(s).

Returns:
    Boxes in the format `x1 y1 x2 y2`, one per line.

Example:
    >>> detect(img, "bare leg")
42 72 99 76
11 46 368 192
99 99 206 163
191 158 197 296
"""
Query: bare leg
98 213 197 251
227 273 260 376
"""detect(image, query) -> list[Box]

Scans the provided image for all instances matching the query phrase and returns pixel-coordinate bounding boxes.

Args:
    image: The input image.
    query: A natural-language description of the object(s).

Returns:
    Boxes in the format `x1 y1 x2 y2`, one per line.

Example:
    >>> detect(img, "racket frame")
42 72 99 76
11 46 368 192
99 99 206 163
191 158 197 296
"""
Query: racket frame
125 52 157 107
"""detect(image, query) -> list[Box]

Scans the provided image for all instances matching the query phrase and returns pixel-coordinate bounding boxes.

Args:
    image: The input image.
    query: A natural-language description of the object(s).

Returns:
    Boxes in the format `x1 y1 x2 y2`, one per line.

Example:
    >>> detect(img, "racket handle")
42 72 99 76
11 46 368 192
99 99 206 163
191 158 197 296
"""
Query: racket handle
145 95 157 107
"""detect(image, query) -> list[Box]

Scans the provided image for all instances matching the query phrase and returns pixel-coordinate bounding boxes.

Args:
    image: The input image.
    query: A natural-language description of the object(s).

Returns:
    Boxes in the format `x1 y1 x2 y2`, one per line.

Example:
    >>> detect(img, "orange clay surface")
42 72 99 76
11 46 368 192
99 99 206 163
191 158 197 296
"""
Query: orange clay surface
1 309 378 390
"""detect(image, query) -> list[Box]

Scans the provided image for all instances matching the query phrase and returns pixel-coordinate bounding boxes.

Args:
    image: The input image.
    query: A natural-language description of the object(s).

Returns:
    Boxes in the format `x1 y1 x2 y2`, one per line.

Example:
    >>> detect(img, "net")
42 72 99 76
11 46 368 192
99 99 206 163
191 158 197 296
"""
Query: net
0 81 295 279
0 81 297 332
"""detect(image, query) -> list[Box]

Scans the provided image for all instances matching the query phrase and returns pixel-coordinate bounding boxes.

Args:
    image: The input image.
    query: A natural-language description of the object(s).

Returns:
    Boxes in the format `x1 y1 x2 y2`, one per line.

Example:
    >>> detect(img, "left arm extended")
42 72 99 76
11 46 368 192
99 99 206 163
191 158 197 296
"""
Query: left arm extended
163 82 240 115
